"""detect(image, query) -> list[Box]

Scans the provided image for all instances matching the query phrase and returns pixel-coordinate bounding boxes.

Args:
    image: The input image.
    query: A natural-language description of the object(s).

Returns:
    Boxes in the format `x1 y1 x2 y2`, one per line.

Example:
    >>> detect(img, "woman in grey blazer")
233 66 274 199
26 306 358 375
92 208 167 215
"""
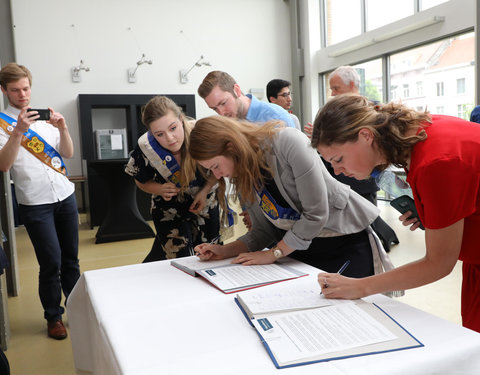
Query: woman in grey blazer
189 116 386 278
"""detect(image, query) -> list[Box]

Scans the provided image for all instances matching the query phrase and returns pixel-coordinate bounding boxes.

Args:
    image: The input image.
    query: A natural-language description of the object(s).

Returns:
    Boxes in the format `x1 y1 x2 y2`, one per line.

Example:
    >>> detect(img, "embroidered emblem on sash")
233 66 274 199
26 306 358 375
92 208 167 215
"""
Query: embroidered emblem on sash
261 193 279 219
27 136 45 153
257 188 300 221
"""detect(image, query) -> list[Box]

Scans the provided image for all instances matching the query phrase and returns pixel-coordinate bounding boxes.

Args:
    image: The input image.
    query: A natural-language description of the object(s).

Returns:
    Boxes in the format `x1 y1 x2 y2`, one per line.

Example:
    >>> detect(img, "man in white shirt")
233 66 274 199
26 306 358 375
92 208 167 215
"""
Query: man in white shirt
0 63 79 340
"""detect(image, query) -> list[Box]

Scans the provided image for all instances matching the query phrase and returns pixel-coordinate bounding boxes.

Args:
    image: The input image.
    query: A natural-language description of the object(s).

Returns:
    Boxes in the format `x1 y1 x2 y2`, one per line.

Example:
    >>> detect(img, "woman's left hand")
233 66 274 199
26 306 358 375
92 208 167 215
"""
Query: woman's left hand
232 250 275 265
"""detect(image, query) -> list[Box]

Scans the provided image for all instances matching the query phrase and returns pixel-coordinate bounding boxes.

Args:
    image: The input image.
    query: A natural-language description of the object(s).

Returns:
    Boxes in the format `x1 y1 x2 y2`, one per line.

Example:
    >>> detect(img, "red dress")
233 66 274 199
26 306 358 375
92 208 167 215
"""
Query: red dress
407 115 480 332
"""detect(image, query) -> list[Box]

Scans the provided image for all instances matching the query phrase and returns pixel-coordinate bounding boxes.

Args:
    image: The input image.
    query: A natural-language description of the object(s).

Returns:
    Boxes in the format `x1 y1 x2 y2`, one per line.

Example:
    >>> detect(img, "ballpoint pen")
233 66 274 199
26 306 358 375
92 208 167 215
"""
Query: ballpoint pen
209 235 221 245
337 260 350 275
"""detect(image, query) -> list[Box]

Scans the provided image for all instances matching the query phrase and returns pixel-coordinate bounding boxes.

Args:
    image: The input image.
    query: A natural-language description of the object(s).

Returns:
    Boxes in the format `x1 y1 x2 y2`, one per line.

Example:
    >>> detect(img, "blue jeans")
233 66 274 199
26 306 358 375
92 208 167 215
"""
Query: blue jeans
19 193 80 321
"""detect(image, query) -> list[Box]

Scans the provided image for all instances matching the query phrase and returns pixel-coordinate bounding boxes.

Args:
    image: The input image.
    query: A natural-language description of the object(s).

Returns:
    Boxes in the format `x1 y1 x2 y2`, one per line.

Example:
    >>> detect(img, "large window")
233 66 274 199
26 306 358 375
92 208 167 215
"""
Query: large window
421 0 449 10
325 59 383 102
325 0 361 45
366 0 413 31
388 32 474 118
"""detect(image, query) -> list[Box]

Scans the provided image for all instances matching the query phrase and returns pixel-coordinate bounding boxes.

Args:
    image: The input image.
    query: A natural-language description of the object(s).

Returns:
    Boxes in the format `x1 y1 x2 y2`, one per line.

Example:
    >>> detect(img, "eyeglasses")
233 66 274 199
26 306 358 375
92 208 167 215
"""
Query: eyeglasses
277 92 292 98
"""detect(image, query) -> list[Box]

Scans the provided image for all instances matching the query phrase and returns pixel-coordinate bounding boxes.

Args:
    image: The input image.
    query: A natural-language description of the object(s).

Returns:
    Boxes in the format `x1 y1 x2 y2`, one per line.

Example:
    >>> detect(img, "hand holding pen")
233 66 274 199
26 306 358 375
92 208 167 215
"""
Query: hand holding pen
320 260 350 294
194 235 221 260
318 260 369 300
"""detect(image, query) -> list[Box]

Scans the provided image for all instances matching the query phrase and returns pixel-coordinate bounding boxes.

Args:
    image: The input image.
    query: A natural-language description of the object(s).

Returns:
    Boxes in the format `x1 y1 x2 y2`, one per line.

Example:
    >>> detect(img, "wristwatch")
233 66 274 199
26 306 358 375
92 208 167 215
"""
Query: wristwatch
272 248 283 259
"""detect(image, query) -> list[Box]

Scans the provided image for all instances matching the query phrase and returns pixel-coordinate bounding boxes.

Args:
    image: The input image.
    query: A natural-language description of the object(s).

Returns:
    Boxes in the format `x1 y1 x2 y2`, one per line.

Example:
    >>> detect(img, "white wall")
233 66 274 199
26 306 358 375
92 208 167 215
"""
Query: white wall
10 0 292 176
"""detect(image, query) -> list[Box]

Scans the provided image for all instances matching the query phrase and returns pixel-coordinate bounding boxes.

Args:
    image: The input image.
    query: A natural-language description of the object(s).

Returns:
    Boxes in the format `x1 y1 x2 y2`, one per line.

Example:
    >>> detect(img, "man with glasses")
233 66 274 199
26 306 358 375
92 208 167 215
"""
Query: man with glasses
266 79 301 130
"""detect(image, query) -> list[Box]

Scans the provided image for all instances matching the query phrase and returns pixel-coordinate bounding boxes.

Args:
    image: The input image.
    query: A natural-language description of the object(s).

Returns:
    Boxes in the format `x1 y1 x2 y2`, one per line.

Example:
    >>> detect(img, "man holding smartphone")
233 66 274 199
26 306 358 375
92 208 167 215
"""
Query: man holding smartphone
0 63 80 340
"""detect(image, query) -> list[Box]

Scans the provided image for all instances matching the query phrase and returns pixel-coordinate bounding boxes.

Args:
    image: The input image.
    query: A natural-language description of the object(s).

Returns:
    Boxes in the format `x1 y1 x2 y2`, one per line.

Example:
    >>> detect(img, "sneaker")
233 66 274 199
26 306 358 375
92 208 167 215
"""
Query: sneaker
47 319 67 340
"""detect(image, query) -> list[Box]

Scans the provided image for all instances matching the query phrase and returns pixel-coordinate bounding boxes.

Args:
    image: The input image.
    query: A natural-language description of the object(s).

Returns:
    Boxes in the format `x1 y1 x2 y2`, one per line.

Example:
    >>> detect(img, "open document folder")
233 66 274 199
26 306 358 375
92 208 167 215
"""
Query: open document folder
171 256 307 294
235 282 423 369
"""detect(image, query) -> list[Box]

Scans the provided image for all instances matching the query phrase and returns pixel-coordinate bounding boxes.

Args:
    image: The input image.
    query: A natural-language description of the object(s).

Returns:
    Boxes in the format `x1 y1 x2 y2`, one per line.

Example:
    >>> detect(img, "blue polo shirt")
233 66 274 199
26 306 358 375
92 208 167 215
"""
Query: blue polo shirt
245 94 295 128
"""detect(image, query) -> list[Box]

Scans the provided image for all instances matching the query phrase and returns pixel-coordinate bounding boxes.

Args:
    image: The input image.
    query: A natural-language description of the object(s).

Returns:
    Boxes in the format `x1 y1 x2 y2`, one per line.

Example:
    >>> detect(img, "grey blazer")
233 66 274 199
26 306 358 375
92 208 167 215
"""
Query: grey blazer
238 127 379 252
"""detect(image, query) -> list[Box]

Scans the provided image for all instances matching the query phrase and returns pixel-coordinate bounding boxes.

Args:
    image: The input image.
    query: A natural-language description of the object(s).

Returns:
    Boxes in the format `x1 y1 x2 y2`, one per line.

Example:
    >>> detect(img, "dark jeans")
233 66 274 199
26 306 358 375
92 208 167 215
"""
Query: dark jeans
19 193 80 321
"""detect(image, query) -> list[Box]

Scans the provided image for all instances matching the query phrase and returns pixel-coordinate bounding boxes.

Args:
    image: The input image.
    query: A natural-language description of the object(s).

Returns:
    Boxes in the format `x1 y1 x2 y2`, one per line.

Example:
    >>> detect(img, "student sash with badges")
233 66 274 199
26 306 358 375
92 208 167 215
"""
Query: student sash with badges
0 112 67 175
138 131 200 189
256 187 300 230
137 131 236 232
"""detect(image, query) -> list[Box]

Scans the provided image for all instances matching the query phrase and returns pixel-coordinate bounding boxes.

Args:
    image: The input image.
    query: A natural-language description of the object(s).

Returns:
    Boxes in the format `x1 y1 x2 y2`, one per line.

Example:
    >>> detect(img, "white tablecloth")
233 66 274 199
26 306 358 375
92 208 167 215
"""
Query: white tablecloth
67 258 480 375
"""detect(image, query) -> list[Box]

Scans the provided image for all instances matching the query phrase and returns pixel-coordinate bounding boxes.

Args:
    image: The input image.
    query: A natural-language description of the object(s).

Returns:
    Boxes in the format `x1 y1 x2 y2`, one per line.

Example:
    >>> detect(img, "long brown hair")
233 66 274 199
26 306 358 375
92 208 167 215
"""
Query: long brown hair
141 96 196 193
189 116 281 209
311 94 430 170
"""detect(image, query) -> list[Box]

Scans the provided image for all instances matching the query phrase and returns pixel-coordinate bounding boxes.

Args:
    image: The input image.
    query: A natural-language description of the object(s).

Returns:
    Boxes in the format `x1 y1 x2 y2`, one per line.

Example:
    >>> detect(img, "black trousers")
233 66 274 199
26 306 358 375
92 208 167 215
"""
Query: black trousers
289 230 374 278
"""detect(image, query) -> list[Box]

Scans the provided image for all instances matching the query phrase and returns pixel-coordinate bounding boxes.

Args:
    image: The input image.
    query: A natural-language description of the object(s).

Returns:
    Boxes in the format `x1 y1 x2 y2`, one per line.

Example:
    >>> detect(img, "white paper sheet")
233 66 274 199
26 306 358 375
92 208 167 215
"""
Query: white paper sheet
253 304 397 364
198 263 303 292
111 134 123 150
238 285 353 315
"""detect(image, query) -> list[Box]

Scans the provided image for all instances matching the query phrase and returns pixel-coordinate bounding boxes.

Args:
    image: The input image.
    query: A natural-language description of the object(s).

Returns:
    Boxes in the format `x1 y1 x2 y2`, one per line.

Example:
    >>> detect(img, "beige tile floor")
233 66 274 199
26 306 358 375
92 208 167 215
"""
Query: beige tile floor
3 201 462 374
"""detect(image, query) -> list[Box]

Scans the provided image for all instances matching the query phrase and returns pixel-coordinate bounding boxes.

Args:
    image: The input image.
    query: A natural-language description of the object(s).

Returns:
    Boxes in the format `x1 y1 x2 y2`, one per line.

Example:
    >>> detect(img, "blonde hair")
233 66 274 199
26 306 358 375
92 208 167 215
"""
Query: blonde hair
189 116 282 209
311 94 430 170
141 96 196 193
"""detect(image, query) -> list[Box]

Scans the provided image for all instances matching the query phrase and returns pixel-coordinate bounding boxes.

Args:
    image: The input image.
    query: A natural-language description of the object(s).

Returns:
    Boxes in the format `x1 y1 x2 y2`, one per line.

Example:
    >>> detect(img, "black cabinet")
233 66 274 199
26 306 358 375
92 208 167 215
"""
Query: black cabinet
78 94 196 242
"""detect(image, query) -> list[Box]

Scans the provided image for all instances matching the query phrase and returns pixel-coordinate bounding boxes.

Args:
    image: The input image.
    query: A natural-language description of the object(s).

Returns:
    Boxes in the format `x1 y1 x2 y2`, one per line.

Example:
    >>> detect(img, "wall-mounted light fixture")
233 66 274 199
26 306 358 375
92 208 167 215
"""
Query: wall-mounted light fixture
71 60 91 82
128 53 153 83
179 55 211 84
328 15 445 58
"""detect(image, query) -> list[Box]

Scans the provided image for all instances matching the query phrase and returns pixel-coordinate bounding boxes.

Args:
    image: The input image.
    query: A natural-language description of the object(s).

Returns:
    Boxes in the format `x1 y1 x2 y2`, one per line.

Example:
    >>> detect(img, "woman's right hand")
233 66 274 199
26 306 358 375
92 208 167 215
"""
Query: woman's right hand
156 182 180 201
194 243 225 261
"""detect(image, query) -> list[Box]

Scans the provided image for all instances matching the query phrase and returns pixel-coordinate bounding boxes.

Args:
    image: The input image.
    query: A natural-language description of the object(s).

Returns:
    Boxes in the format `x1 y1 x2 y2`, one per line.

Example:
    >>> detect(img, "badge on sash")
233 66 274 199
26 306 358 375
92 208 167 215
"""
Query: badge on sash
257 188 300 221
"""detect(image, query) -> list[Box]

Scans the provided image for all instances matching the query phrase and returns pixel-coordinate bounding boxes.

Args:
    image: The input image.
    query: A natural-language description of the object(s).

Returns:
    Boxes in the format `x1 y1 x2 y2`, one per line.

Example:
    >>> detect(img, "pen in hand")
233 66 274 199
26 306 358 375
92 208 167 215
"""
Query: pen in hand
208 235 221 245
336 260 350 275
195 235 221 257
321 260 350 293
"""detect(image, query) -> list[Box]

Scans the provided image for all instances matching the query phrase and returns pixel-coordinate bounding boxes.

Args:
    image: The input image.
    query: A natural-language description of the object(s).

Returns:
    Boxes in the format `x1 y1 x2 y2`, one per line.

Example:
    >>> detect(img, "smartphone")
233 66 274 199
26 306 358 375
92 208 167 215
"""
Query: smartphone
390 195 425 230
27 108 50 121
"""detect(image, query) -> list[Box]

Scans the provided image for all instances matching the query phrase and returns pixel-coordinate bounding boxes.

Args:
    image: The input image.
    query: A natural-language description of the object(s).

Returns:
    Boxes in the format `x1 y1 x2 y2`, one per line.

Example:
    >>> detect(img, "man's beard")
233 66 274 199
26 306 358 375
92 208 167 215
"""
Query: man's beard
235 97 246 119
